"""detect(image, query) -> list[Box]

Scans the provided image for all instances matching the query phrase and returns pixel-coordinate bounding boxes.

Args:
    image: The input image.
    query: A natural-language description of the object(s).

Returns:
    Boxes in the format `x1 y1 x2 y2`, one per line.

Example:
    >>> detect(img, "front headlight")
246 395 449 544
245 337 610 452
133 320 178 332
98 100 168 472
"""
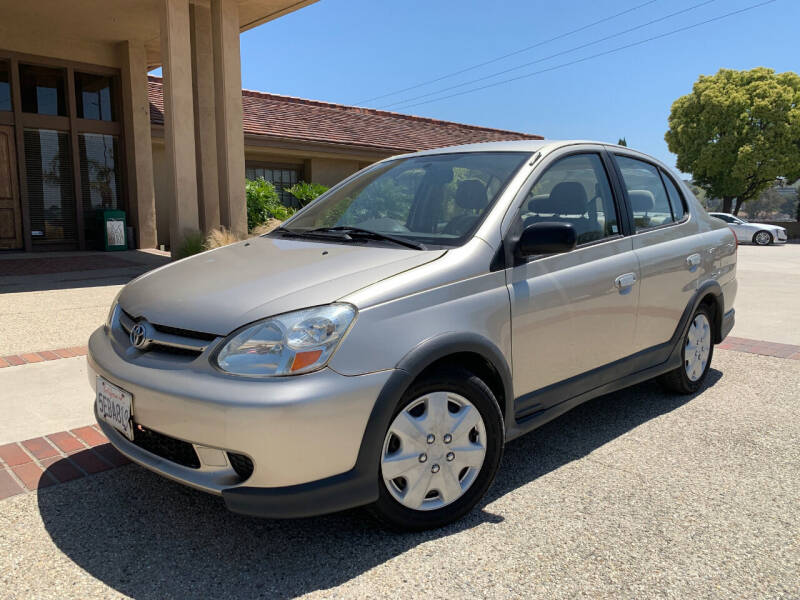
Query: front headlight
215 303 357 377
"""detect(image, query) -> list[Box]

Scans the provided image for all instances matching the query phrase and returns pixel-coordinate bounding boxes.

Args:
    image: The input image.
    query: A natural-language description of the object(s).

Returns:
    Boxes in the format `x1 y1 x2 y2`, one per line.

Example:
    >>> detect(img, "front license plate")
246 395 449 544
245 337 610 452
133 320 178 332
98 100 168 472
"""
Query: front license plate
96 376 134 441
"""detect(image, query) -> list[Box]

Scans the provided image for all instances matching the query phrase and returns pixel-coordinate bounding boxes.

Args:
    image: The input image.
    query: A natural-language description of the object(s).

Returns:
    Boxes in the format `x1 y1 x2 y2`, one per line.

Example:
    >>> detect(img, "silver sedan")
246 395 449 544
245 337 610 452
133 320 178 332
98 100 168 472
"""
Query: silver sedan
709 212 788 245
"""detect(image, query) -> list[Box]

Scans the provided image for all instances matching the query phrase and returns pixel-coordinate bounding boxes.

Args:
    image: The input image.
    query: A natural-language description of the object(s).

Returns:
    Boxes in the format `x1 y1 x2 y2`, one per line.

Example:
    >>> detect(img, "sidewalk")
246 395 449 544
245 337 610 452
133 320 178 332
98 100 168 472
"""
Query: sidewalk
0 249 169 356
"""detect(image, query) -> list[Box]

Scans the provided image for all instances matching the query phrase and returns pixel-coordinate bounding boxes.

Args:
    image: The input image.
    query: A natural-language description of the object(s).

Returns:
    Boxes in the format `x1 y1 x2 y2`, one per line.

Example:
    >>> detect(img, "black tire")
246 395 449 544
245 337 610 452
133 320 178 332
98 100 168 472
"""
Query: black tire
659 304 715 394
753 230 773 246
368 366 504 531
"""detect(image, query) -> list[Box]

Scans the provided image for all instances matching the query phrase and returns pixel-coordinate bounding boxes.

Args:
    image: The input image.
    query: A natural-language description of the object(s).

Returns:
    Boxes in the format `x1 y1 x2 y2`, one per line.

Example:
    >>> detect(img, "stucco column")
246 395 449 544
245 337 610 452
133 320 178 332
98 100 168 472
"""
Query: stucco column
190 2 221 233
211 0 247 236
160 0 200 255
119 40 157 248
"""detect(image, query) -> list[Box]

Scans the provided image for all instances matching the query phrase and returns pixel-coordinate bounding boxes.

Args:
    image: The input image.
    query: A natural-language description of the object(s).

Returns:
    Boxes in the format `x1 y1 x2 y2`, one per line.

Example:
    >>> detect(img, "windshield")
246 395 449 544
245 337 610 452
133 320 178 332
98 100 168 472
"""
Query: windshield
278 152 530 247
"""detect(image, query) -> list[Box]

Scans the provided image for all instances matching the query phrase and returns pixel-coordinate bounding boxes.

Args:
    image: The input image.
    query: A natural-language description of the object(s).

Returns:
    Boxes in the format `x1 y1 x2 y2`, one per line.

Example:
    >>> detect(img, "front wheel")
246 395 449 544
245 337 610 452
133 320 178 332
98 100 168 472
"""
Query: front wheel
753 230 773 246
369 367 504 531
659 305 714 394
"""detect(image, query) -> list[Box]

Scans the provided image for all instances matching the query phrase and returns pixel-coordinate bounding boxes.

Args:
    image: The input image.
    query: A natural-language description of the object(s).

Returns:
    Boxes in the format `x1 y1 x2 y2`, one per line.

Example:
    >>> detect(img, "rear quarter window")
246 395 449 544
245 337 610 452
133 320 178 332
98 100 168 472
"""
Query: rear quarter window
615 155 674 231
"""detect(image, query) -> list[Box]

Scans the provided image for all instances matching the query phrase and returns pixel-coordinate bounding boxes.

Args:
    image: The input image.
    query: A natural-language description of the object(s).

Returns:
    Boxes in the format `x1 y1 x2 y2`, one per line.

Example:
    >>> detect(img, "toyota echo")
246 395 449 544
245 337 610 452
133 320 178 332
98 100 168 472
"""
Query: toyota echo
88 140 737 530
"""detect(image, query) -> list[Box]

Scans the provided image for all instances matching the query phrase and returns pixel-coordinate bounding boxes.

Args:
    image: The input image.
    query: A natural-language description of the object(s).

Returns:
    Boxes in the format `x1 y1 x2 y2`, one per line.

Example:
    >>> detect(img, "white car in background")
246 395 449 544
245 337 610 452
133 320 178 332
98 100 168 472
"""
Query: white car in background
708 212 788 245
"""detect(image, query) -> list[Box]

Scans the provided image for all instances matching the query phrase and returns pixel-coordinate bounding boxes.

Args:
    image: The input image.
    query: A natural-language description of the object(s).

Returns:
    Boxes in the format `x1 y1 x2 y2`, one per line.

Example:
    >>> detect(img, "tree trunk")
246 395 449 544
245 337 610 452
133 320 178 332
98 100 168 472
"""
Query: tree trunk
733 198 745 216
722 196 733 213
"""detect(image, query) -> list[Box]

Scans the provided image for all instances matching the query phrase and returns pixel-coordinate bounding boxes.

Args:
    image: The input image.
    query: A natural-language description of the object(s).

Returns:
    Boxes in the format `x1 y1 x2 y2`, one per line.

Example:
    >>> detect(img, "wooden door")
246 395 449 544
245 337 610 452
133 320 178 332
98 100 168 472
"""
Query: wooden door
0 125 23 249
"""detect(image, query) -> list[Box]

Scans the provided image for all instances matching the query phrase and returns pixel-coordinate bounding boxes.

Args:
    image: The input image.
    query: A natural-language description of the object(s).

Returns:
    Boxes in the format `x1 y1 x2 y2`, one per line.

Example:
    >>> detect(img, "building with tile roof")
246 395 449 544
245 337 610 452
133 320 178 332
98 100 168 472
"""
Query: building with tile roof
147 77 541 246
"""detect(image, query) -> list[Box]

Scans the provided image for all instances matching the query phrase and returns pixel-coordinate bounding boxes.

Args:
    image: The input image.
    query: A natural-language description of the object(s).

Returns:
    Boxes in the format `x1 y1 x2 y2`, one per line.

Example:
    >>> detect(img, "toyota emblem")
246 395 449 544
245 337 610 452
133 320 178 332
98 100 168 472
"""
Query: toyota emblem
130 322 152 351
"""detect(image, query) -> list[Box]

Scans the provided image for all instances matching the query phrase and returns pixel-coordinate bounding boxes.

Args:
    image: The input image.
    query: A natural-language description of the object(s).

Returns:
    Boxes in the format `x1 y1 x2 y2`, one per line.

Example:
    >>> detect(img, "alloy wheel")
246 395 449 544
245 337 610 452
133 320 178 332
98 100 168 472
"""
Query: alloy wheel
754 231 772 245
380 391 487 511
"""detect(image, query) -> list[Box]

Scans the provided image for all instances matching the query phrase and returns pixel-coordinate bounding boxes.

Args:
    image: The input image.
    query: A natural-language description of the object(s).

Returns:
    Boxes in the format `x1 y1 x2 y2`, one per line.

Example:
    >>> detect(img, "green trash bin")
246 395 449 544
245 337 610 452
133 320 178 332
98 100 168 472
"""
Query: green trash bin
96 209 127 251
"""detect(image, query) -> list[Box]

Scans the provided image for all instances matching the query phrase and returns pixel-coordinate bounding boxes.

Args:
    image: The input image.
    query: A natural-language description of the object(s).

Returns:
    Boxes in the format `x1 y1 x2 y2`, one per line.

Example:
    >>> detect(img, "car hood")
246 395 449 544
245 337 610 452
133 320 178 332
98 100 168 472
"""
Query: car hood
119 236 445 335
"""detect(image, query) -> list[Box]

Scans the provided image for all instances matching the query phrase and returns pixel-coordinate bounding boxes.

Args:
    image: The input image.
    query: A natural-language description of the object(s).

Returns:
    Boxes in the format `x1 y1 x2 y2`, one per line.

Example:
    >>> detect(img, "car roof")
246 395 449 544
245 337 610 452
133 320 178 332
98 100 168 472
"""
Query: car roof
391 139 656 160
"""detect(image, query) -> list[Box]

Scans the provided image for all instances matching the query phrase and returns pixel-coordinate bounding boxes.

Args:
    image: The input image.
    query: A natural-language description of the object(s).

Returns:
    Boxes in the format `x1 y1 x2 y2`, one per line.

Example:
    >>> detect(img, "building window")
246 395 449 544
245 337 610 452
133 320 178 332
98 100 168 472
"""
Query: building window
24 129 76 243
0 61 10 111
245 164 301 207
75 72 115 121
19 64 67 116
79 133 122 216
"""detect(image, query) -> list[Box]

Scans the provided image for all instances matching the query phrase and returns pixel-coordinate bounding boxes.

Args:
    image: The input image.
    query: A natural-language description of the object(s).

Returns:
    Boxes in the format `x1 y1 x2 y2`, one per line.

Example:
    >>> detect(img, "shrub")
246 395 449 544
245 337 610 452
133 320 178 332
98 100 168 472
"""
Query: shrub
251 218 284 236
205 227 243 249
285 181 329 207
246 178 295 230
175 231 206 259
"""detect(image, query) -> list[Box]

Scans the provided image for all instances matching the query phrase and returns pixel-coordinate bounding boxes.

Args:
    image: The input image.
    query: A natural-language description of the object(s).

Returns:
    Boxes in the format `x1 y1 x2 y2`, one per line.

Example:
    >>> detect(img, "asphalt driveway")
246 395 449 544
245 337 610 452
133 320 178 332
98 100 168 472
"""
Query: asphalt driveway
1 348 797 599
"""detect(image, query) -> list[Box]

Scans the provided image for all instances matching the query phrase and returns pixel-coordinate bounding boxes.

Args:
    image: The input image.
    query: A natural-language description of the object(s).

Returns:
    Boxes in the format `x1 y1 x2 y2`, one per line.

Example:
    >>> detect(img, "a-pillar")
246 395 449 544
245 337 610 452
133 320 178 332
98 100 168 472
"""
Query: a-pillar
118 40 157 249
211 0 247 237
160 0 200 255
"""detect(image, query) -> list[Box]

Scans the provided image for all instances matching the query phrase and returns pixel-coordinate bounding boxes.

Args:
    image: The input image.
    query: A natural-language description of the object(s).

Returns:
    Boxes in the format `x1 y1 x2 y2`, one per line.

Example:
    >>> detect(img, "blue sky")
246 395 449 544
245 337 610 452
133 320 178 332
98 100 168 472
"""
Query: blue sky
235 0 797 175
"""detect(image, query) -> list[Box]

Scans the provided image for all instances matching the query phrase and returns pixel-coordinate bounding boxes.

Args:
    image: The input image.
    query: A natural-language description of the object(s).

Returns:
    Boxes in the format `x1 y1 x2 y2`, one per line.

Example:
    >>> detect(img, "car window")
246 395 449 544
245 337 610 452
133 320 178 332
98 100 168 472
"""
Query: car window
661 170 686 221
615 155 674 231
518 153 619 245
284 152 529 247
712 213 734 223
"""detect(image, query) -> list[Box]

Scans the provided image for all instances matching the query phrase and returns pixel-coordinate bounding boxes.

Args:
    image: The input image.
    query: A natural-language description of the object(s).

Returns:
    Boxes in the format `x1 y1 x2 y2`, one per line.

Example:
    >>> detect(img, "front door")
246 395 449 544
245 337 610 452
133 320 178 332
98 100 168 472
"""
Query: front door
0 125 22 249
507 151 639 419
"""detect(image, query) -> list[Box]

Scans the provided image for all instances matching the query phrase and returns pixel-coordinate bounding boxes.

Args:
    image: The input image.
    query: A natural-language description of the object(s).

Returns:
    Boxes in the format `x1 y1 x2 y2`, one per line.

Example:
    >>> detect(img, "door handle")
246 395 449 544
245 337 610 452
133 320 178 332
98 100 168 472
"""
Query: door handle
686 253 701 268
614 272 637 289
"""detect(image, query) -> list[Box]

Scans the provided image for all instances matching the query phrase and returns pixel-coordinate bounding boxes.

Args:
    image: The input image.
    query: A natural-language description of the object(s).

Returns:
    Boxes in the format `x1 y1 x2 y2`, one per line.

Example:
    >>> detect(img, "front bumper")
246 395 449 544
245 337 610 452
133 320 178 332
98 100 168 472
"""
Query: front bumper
88 326 394 516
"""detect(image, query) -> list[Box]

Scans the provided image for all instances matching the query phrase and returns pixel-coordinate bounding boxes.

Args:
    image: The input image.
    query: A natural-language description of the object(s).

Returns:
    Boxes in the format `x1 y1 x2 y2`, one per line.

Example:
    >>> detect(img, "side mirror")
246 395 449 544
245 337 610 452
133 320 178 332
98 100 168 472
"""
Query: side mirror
516 222 577 258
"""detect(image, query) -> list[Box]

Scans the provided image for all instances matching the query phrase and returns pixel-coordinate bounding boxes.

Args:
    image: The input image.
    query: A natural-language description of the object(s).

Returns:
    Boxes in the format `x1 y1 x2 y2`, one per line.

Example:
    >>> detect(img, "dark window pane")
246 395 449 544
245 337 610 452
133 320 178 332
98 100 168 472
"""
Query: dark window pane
20 65 67 116
75 72 115 121
615 155 673 230
79 133 122 220
661 170 686 221
24 129 76 242
0 61 10 111
245 163 303 208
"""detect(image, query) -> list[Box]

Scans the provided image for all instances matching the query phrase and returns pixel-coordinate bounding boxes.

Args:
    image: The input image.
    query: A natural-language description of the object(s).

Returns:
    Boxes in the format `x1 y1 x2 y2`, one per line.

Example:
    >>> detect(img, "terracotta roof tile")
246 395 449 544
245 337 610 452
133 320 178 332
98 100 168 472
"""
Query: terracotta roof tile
147 76 541 153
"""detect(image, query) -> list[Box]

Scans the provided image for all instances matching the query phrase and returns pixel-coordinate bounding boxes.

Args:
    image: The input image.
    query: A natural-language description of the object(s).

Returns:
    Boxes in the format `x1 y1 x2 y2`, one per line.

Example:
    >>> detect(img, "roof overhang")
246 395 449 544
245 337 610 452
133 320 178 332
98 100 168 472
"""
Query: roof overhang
0 0 318 69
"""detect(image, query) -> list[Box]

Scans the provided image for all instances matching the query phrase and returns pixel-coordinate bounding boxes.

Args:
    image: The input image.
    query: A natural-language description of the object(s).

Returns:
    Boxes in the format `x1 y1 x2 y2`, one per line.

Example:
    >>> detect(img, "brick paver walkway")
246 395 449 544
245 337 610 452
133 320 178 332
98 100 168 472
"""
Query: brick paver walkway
0 346 89 368
0 425 129 500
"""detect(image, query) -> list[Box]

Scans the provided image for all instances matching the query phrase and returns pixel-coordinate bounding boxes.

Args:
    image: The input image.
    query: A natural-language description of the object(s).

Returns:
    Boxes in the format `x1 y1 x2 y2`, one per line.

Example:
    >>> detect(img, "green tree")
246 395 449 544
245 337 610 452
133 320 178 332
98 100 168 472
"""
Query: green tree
665 68 800 215
617 137 627 147
742 187 784 220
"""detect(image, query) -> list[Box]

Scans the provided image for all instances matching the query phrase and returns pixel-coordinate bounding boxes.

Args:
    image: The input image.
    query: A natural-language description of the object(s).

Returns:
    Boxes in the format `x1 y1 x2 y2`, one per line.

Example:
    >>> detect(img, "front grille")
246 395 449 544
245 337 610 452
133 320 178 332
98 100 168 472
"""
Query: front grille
132 425 200 469
152 322 218 342
119 309 216 356
227 452 254 481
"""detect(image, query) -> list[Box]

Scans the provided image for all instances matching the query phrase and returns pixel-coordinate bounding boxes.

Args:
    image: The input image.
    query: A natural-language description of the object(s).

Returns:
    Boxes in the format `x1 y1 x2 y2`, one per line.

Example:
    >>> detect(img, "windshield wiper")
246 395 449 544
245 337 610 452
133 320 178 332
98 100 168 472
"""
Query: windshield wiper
308 227 426 250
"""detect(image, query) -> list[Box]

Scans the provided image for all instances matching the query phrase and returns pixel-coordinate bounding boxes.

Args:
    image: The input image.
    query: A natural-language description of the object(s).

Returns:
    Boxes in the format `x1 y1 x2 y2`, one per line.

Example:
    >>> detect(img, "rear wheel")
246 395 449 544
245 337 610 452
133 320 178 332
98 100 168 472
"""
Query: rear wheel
753 230 773 246
659 305 714 394
369 367 504 531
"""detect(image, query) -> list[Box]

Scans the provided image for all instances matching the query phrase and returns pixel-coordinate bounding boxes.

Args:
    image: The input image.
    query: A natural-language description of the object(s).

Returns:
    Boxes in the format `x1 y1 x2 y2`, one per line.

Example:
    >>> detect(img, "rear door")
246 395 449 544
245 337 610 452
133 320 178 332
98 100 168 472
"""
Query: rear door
506 148 640 419
611 153 698 353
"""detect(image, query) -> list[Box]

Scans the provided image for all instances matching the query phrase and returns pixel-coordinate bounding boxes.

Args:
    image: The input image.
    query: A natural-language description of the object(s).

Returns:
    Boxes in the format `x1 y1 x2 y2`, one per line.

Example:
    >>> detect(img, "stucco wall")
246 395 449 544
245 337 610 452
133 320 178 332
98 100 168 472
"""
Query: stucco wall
307 157 363 187
151 142 171 247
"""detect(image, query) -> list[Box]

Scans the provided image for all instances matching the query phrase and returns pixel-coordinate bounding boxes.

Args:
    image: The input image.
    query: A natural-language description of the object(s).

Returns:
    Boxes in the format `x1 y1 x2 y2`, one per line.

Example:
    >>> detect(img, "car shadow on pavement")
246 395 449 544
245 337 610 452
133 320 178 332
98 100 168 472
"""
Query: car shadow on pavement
37 370 722 599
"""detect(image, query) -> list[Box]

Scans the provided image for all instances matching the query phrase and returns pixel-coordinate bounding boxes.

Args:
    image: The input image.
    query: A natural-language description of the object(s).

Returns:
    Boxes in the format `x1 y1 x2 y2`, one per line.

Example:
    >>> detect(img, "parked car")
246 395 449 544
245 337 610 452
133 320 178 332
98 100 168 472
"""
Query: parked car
708 212 787 245
89 140 737 531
